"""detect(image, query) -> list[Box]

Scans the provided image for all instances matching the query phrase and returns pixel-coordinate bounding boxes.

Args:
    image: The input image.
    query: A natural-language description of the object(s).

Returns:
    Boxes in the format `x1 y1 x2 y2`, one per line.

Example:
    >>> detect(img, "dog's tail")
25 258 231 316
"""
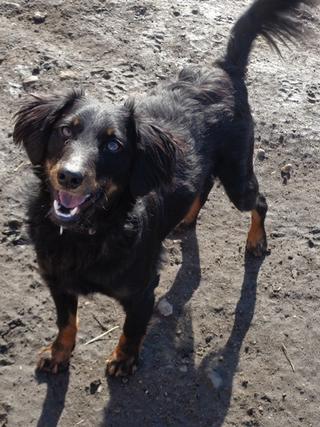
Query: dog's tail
221 0 315 76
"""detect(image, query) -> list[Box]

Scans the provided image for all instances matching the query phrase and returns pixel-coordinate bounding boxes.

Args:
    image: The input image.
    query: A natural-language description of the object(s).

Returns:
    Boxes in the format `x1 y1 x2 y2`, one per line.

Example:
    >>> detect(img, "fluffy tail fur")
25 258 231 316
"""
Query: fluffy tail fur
223 0 316 76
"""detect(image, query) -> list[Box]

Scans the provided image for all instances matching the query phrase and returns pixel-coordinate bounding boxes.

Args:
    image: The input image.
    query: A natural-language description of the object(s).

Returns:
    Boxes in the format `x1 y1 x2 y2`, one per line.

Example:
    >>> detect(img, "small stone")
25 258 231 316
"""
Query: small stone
22 75 39 86
179 365 188 373
157 298 173 317
205 335 213 344
308 239 315 248
281 163 293 175
208 370 223 389
247 408 254 416
256 148 266 161
33 11 46 24
89 379 101 394
261 393 272 403
59 70 78 80
281 163 293 184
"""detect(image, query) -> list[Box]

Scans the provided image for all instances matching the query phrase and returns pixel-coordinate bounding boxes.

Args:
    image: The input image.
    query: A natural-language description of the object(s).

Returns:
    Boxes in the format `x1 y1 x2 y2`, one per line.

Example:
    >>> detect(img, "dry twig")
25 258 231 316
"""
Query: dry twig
84 325 119 346
281 343 295 373
92 313 108 331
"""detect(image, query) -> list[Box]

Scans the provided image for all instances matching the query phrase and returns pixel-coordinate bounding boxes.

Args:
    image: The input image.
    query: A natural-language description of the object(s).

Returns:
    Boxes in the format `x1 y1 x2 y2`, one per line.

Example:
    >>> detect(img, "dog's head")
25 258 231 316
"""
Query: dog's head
13 90 176 228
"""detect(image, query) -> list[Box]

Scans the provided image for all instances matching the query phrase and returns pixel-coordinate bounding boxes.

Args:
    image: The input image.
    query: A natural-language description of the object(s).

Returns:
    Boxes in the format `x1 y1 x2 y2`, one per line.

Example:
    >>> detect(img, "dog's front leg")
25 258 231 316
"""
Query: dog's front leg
106 290 155 377
37 290 78 374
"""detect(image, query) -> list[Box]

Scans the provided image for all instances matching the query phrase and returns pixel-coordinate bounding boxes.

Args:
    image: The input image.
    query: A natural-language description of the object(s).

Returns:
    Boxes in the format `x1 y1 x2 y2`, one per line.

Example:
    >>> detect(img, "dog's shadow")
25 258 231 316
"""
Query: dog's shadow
102 228 266 427
35 369 70 427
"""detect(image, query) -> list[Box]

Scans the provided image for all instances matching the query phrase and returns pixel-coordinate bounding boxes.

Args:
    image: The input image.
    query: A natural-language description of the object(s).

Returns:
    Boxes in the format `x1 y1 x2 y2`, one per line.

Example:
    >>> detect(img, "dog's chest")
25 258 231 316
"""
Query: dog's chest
35 228 138 297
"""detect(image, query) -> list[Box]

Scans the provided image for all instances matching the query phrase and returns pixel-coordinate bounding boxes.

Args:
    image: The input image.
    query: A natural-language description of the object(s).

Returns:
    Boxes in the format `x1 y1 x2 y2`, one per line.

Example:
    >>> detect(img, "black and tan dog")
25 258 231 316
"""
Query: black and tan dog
13 0 314 376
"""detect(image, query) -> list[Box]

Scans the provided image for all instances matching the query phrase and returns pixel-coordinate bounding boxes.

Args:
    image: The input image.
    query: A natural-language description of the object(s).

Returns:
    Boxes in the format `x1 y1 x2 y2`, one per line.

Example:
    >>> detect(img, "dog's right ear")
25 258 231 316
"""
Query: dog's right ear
13 89 83 165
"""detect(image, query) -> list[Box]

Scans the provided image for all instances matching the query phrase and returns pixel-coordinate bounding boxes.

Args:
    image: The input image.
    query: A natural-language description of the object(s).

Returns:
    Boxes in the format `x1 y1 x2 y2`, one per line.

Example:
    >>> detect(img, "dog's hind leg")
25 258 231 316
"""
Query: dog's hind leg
219 169 268 257
37 291 78 373
180 175 214 227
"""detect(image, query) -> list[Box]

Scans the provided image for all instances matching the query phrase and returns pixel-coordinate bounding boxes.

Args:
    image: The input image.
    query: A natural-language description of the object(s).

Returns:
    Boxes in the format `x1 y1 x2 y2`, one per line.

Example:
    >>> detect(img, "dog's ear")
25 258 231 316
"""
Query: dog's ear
126 101 177 198
13 89 83 165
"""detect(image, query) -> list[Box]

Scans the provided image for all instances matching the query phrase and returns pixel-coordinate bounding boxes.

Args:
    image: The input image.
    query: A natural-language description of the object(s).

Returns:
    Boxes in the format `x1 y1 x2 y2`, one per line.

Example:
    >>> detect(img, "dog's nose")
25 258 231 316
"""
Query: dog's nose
57 168 84 189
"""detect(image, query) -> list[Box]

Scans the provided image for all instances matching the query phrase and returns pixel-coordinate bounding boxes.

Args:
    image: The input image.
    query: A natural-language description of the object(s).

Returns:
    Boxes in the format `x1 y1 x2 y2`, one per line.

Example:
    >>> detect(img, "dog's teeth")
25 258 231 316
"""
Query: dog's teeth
60 226 64 235
70 207 79 216
53 200 60 212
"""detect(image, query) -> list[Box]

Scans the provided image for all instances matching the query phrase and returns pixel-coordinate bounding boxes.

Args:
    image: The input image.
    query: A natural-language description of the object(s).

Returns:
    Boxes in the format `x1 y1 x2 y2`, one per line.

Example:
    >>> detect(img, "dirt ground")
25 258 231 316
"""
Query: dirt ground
0 0 320 426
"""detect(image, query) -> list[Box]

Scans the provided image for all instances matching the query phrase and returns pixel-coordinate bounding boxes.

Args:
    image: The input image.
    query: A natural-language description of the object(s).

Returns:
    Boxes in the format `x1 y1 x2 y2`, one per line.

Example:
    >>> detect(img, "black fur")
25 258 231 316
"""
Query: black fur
13 0 314 375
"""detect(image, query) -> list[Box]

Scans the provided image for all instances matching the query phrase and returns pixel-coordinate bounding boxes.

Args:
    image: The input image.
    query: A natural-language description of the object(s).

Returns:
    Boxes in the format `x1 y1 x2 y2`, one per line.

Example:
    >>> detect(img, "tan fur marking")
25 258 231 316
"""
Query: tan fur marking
37 314 78 372
72 116 81 127
246 209 267 256
182 195 202 225
106 333 143 376
105 179 119 198
106 128 115 136
55 314 78 350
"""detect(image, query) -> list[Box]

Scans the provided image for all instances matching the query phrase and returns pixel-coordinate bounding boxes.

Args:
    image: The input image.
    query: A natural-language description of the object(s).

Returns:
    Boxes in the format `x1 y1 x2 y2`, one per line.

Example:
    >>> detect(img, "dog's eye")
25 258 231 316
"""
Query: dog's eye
106 139 122 153
60 126 72 139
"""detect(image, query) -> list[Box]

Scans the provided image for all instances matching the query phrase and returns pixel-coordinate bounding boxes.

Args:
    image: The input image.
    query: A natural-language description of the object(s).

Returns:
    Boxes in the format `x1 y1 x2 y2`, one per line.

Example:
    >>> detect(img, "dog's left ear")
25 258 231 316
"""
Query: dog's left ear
126 102 177 198
13 89 83 165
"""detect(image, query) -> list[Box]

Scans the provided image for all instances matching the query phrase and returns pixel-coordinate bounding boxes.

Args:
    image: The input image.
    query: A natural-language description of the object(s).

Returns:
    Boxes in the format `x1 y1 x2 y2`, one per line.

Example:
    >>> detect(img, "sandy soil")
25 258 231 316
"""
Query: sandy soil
0 1 320 426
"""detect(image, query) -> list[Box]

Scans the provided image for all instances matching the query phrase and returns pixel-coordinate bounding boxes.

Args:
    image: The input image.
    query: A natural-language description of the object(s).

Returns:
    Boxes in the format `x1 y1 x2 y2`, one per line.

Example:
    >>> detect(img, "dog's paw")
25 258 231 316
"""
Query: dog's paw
106 350 138 377
36 343 72 374
246 234 268 257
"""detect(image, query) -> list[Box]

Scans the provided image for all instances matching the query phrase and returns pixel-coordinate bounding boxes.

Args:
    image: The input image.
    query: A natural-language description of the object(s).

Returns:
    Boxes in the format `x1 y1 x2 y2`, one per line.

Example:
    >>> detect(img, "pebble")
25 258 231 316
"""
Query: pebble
247 408 254 416
33 11 46 24
281 163 293 184
207 369 223 389
205 334 213 344
281 163 293 175
179 365 188 373
308 239 315 248
89 379 101 394
157 298 173 317
22 75 39 86
59 70 78 80
256 148 266 161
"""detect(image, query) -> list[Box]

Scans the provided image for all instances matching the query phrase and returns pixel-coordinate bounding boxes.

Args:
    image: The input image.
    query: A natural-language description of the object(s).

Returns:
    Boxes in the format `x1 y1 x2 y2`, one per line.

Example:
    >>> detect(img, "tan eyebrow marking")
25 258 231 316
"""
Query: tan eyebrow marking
106 128 115 136
72 117 81 126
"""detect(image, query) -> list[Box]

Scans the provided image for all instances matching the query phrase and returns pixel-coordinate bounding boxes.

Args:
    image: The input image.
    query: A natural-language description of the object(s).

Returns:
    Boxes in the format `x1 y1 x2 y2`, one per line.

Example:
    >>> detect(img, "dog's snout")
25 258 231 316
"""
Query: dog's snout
58 168 84 189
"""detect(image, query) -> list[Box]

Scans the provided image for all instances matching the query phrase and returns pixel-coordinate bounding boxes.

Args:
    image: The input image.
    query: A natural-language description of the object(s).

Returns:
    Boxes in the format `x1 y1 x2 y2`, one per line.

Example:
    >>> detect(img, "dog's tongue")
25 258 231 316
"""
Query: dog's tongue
58 191 87 209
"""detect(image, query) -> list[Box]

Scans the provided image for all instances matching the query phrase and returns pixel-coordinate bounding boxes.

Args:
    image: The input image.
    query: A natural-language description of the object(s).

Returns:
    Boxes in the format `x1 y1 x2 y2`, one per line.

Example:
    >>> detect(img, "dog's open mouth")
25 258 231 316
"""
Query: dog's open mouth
52 190 101 223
